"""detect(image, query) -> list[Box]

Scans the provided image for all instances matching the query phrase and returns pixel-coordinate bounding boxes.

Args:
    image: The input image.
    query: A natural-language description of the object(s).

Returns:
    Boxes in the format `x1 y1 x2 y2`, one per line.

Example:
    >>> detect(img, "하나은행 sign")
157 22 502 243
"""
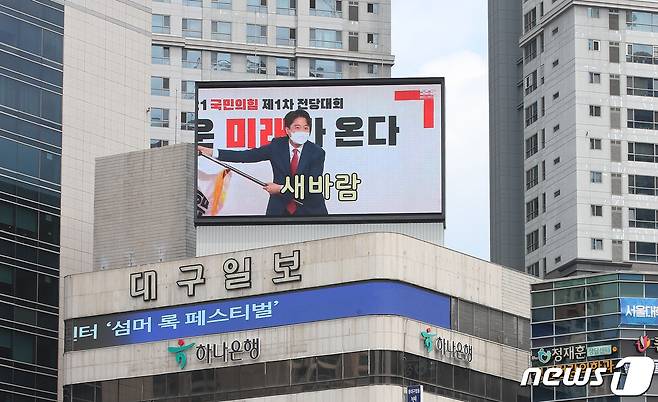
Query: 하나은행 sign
195 77 444 225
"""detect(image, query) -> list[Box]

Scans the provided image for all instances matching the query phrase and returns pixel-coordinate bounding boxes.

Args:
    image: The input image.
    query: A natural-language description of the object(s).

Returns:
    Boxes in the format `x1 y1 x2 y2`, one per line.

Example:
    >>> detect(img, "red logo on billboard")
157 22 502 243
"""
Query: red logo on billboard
636 335 651 353
394 89 435 129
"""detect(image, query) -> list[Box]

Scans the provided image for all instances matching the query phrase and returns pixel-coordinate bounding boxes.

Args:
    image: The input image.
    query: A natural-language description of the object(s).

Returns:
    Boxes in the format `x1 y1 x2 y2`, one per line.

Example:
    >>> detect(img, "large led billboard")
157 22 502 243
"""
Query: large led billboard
195 78 444 225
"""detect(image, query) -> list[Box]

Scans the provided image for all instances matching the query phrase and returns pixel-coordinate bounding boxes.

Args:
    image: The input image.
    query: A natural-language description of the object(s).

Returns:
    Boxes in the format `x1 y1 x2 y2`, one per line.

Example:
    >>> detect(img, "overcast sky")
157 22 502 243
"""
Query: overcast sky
391 1 490 260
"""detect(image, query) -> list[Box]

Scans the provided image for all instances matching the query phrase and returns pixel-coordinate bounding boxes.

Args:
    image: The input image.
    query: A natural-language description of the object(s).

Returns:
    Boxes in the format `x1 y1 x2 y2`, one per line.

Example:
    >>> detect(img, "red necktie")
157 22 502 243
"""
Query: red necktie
286 148 299 214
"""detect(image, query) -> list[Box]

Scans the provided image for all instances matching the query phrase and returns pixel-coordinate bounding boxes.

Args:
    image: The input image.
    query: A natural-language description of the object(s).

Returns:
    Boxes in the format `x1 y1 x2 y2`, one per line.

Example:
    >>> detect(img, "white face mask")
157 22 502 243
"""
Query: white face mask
290 131 310 145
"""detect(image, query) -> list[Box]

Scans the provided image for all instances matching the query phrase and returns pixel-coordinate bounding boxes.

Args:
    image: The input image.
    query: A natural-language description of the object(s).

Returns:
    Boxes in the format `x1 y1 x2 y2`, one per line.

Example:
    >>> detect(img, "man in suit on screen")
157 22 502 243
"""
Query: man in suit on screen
198 109 328 216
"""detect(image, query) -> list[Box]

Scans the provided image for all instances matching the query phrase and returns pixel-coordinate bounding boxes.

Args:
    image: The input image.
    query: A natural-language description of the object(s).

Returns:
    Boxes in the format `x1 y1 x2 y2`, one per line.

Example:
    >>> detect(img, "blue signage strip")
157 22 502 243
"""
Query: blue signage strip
65 280 451 351
620 297 658 325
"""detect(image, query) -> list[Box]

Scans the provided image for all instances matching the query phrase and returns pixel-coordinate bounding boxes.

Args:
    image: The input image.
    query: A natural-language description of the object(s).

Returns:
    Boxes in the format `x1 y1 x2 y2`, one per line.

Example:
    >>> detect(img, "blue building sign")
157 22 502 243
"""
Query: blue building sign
65 280 451 351
620 297 658 325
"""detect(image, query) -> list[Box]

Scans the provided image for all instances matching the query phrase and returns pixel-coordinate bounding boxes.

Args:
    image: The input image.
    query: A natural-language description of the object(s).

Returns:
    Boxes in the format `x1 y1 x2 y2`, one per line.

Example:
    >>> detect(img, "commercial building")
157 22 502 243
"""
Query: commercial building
63 232 534 402
530 272 658 401
490 0 658 278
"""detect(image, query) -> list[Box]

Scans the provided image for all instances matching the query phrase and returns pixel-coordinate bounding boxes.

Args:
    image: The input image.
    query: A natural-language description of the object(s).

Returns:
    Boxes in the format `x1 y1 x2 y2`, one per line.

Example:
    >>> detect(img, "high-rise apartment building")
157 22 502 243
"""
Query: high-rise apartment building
148 0 394 146
491 0 658 279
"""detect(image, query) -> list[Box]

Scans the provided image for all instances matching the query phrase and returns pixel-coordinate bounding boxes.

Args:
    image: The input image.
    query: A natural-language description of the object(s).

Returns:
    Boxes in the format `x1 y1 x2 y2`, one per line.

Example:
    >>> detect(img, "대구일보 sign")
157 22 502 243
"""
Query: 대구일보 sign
195 78 444 224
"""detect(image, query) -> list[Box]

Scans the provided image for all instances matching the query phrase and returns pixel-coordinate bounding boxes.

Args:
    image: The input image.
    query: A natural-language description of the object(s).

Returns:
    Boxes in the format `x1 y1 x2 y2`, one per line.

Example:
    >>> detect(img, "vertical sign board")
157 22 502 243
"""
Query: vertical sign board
195 78 445 225
407 384 423 402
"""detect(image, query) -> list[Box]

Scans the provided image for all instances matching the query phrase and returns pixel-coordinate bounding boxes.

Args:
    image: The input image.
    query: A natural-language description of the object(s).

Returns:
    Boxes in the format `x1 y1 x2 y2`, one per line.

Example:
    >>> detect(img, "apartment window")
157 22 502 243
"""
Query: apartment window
628 109 658 130
526 165 538 190
523 39 537 63
541 129 545 148
183 0 202 6
612 173 622 195
247 24 267 44
247 55 267 74
554 222 561 230
150 76 169 96
587 7 599 18
525 71 538 95
275 58 295 76
348 31 358 51
552 92 559 100
539 31 544 53
539 2 544 17
526 197 539 222
310 0 342 17
367 2 378 14
525 102 538 127
309 59 342 78
524 8 537 33
152 14 170 34
630 208 658 229
276 0 296 15
182 18 202 38
541 192 546 213
540 97 545 116
591 171 603 183
181 112 195 130
626 10 658 32
555 256 561 264
610 107 621 129
310 28 342 49
609 8 619 30
211 52 231 71
591 205 603 216
151 45 170 64
629 142 658 163
552 59 559 67
527 262 539 278
211 21 231 41
589 105 601 117
590 138 602 150
182 49 202 69
542 225 546 245
553 157 560 165
553 124 560 133
366 33 379 45
150 139 169 148
276 27 296 46
247 0 267 13
525 134 538 158
211 0 231 9
181 80 195 100
610 74 620 96
526 230 539 254
589 72 601 84
629 175 658 196
551 26 558 35
611 139 621 162
588 39 600 51
592 238 604 250
150 108 169 128
539 64 545 85
541 160 545 180
367 63 380 75
630 242 658 262
627 76 657 97
348 1 358 21
626 43 657 64
554 190 560 198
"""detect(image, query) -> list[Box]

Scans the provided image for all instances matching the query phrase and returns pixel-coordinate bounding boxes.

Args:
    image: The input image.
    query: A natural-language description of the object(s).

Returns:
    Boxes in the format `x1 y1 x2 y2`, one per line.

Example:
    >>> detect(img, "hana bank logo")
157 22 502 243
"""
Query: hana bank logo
421 327 437 352
636 335 651 353
168 339 196 369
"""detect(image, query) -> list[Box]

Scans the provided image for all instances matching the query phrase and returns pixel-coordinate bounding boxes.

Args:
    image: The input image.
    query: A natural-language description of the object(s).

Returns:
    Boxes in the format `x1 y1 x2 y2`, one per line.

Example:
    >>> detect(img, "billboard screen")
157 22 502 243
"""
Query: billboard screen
195 78 444 225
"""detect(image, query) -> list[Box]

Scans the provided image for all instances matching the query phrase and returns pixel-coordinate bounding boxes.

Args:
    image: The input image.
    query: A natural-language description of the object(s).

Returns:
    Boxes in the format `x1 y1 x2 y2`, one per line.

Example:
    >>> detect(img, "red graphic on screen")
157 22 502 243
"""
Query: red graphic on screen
636 335 651 353
394 89 435 129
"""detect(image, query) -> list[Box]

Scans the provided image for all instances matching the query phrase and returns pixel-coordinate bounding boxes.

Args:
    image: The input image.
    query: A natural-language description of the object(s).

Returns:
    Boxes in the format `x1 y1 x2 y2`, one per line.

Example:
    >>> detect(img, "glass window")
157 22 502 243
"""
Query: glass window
211 52 231 71
247 24 267 44
152 14 170 34
343 351 368 378
453 366 469 392
276 26 296 46
151 45 170 64
40 151 60 183
291 357 316 384
276 58 295 77
247 55 266 74
12 331 34 363
316 354 341 381
277 0 296 15
247 0 268 13
265 360 290 386
37 274 58 306
182 19 202 38
309 59 342 78
554 318 585 335
16 206 38 238
150 108 169 128
211 0 231 9
620 282 644 297
532 307 553 322
587 299 619 315
532 291 552 307
587 283 618 300
473 304 489 339
554 303 585 319
151 76 170 96
489 309 503 343
587 315 620 331
503 313 519 346
457 299 474 335
39 212 59 244
646 283 658 298
554 287 585 304
211 21 231 41
631 241 658 262
238 363 265 389
310 0 342 17
181 112 195 131
181 81 195 100
309 28 342 49
182 49 202 69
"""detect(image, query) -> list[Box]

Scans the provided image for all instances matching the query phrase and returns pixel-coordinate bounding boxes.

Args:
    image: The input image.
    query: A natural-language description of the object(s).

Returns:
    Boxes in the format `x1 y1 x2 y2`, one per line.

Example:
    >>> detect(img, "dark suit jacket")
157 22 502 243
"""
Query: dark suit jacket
217 136 328 216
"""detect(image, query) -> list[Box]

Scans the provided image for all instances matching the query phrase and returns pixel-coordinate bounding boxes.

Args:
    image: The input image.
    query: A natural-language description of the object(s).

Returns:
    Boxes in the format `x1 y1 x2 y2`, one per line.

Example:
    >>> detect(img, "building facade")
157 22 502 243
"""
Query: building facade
530 272 658 401
491 0 658 278
62 233 534 402
0 1 64 400
148 0 394 147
